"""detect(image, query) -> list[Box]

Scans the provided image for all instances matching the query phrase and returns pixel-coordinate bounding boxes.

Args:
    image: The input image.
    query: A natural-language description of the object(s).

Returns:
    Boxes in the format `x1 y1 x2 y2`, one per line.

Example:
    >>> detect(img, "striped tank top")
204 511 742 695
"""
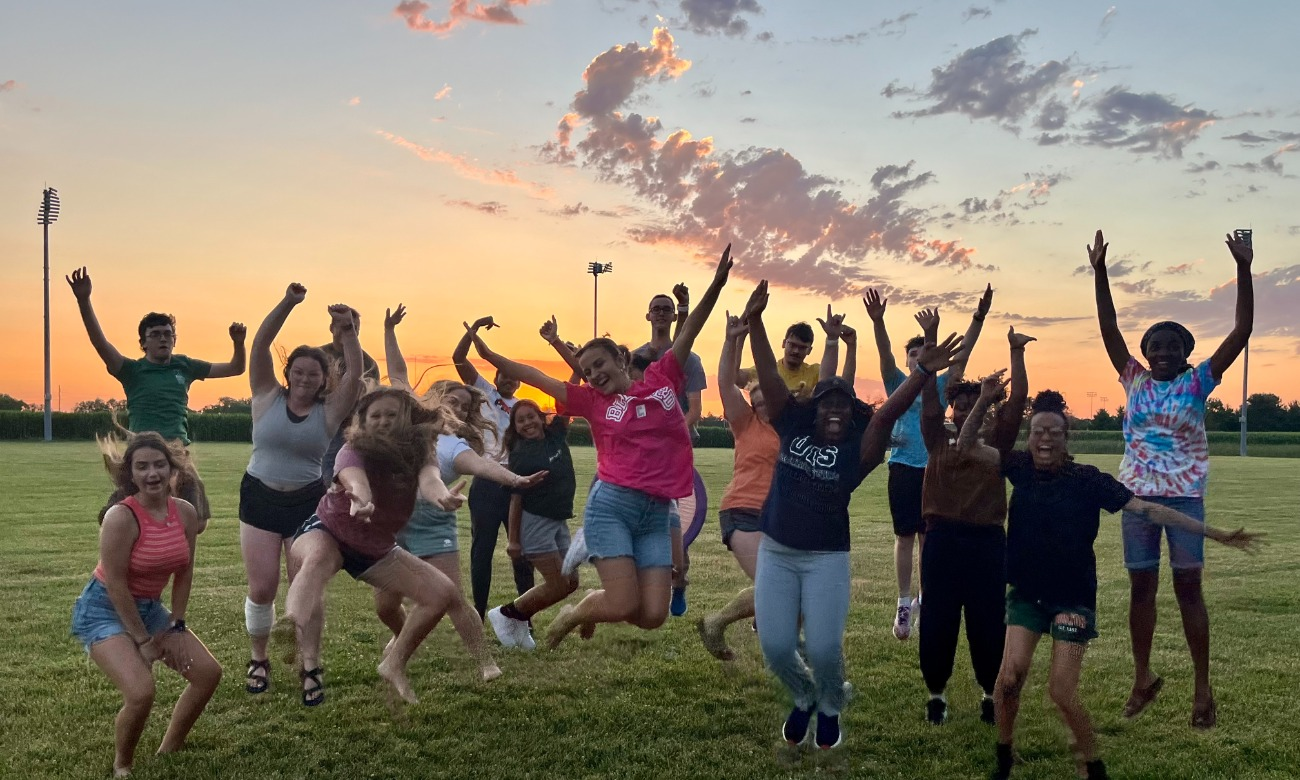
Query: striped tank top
94 495 191 599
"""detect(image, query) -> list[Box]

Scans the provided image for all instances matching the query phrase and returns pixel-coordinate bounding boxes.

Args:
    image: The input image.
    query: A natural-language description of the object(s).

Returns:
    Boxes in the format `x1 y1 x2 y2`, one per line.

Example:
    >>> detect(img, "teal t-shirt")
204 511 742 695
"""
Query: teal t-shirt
113 355 212 444
884 367 949 468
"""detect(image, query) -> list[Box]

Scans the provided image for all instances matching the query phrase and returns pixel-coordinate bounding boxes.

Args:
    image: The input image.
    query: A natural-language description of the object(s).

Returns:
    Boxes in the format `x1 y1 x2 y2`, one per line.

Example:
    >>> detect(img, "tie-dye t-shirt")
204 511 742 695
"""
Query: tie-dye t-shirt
1118 357 1219 498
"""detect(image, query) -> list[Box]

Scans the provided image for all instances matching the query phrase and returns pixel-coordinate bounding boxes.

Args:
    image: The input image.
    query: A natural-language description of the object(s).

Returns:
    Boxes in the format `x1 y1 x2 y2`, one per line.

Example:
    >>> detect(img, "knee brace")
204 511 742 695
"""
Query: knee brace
245 597 275 637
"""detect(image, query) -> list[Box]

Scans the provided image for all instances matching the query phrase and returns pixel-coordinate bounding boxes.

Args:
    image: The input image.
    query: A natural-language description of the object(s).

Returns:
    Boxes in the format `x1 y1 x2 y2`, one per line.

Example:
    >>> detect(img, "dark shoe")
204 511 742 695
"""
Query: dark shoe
980 696 996 725
989 742 1014 780
1122 675 1163 719
1085 759 1109 779
782 705 814 746
1191 696 1217 730
670 586 688 617
300 666 325 707
815 713 843 750
926 697 948 725
245 658 270 694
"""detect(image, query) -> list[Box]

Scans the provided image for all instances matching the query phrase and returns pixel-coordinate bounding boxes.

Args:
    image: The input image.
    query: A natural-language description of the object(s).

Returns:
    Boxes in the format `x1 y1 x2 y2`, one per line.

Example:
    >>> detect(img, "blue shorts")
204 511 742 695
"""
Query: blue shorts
669 499 681 531
398 500 460 557
70 578 171 652
583 480 672 569
1122 496 1205 572
295 517 384 579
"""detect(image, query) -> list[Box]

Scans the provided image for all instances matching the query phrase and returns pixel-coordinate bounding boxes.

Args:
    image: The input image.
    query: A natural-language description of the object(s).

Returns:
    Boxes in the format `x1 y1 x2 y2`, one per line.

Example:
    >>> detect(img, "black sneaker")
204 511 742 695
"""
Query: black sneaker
980 696 996 725
990 742 1014 780
1085 759 1109 780
926 697 948 725
782 705 814 746
815 713 843 749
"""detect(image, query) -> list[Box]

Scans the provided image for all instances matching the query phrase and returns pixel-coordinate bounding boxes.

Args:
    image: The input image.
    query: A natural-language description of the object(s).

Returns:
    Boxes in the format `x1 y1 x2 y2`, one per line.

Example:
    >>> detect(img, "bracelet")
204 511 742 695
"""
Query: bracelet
825 337 840 346
915 364 934 377
677 305 689 313
169 620 187 634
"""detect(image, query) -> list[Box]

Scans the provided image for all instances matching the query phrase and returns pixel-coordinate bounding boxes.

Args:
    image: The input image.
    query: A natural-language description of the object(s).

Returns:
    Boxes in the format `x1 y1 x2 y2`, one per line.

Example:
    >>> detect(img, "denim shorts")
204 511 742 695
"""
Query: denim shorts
70 578 171 652
719 507 762 550
583 480 672 569
520 510 571 557
397 500 460 557
668 499 681 531
1122 496 1205 571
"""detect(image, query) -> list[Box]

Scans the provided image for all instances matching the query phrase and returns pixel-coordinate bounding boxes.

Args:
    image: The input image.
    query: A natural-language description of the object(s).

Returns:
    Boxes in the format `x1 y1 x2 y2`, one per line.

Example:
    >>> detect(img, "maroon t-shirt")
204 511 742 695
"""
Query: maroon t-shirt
316 443 417 560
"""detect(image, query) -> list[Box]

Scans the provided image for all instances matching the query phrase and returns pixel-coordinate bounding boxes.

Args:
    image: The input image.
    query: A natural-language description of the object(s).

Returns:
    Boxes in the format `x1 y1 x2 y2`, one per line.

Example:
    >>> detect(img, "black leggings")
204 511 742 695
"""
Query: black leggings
469 478 535 617
919 523 1006 695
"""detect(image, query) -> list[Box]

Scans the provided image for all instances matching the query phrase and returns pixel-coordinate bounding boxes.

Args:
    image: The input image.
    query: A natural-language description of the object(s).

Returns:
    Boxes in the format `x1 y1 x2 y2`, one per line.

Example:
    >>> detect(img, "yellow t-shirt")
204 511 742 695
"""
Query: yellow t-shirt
743 361 821 398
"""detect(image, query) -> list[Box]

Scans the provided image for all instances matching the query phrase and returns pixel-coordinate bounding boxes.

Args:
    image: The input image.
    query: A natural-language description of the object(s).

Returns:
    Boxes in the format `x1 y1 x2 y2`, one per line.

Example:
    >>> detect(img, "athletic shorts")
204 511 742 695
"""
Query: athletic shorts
1122 496 1206 572
887 463 926 536
719 507 762 550
239 473 327 538
583 480 672 569
1005 587 1097 644
398 502 460 557
521 510 571 557
295 516 385 579
70 577 171 653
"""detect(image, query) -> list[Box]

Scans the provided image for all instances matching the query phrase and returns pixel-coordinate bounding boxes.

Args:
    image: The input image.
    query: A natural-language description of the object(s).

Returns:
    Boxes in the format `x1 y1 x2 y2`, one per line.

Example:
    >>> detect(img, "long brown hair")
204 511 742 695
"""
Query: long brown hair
424 379 493 456
346 386 449 489
95 431 187 524
502 398 548 454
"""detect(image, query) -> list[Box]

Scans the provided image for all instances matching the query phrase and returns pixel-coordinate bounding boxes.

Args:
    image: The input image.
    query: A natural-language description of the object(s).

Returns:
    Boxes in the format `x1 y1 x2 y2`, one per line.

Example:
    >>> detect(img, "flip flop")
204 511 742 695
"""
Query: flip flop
1123 676 1163 719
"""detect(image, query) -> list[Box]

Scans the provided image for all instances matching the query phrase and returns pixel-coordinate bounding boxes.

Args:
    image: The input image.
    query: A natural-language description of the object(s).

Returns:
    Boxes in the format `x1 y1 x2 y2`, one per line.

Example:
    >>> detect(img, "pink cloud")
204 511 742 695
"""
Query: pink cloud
0 80 18 92
394 0 535 37
434 84 453 101
376 129 553 198
542 28 976 297
447 199 508 215
347 96 361 106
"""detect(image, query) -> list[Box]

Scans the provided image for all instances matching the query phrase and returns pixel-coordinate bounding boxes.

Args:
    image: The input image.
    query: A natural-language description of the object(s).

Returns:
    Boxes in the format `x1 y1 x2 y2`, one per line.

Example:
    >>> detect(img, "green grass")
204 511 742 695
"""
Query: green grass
1 443 1297 779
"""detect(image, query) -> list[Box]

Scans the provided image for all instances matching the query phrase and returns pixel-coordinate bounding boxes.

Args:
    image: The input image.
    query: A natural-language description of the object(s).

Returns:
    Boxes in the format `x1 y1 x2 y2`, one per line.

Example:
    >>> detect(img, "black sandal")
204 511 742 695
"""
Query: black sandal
300 666 325 707
246 658 271 694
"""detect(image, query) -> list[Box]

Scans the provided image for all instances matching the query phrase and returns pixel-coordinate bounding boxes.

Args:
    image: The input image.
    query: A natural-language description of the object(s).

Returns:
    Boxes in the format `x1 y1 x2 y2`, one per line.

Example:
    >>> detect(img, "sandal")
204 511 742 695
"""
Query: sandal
300 666 325 707
1122 676 1163 719
1191 697 1217 730
245 658 271 694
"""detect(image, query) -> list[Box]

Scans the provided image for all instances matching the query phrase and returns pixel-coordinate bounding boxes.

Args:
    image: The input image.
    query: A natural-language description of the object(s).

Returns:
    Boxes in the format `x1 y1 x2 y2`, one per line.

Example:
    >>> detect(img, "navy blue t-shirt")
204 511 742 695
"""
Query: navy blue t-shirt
760 399 872 552
1002 450 1133 610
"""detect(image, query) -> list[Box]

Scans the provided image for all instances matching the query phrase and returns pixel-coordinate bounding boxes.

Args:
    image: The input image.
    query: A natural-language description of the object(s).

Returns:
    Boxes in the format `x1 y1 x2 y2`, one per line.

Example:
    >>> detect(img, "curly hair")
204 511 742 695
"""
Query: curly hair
424 379 494 456
95 431 188 524
346 386 449 491
1030 389 1071 429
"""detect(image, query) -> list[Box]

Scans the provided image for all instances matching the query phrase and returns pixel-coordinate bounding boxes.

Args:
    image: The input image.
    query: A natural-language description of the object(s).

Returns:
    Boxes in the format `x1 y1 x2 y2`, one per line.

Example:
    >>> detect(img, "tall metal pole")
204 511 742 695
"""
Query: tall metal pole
38 187 60 442
1239 342 1249 457
593 273 599 339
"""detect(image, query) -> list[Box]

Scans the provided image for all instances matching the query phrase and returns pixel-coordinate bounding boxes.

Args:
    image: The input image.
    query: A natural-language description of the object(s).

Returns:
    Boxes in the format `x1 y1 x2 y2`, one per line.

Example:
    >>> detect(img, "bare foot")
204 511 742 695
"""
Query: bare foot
377 655 419 704
697 616 734 661
546 604 581 649
114 766 132 778
579 622 596 640
481 663 503 682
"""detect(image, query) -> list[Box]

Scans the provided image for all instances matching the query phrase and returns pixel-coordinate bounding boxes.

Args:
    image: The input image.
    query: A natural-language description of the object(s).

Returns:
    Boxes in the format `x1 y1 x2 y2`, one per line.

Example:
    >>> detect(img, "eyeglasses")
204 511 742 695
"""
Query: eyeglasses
145 331 176 342
1030 427 1066 437
648 305 675 314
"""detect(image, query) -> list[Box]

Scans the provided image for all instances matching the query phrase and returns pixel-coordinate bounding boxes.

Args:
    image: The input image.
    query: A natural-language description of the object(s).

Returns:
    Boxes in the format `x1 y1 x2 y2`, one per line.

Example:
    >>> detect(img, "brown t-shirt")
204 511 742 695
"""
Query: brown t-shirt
921 433 1007 530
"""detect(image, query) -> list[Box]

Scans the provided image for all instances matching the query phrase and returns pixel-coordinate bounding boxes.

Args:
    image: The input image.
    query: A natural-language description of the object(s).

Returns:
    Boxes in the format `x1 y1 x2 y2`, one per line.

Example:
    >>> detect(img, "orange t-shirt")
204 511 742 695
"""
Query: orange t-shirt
720 404 780 512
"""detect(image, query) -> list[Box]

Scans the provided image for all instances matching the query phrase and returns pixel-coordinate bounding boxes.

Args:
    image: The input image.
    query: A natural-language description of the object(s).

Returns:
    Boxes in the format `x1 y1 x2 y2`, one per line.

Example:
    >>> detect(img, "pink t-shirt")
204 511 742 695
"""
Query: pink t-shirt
1119 357 1219 498
316 443 417 561
563 352 693 499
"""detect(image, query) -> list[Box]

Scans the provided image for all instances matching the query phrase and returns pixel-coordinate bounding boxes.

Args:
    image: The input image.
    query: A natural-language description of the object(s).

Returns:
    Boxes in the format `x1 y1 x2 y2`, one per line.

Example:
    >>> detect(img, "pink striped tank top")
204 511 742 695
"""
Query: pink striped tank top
94 495 191 599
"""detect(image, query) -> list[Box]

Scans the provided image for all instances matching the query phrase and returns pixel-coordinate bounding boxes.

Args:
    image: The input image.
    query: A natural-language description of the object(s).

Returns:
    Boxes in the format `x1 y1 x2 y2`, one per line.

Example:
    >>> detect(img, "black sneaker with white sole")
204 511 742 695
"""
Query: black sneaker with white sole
815 713 842 749
926 697 948 725
782 705 814 746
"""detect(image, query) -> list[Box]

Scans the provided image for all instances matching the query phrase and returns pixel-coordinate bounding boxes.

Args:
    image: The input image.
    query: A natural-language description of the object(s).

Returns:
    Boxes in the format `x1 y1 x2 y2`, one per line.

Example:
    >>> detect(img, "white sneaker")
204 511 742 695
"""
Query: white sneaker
892 603 912 640
561 527 589 576
911 596 921 628
488 607 534 650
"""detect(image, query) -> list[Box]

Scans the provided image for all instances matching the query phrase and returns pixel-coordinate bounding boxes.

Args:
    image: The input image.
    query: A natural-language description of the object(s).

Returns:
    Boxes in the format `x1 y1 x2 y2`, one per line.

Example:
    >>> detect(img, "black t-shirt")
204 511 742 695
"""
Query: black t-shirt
1002 450 1133 610
760 398 872 552
508 417 576 521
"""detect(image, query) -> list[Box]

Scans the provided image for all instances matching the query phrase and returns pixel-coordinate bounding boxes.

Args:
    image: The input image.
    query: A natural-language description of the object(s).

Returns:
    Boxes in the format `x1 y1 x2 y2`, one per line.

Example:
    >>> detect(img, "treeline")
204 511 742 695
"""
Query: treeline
1080 394 1300 432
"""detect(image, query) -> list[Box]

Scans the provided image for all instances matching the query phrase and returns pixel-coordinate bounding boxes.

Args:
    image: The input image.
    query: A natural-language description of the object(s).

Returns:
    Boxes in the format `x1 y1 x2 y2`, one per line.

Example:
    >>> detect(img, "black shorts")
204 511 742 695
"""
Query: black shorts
719 508 762 551
240 473 327 539
887 463 926 536
295 517 383 580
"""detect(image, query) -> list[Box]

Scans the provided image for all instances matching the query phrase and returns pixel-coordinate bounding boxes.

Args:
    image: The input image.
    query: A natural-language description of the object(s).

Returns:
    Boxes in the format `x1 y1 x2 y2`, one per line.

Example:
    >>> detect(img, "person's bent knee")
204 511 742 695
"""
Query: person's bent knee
124 678 157 710
996 665 1030 697
1048 676 1080 711
189 654 224 692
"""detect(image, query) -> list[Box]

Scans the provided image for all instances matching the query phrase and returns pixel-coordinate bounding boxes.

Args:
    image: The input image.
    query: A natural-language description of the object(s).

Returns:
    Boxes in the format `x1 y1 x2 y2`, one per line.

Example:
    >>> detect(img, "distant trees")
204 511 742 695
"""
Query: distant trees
199 397 252 415
0 393 35 411
1087 395 1300 432
72 398 125 414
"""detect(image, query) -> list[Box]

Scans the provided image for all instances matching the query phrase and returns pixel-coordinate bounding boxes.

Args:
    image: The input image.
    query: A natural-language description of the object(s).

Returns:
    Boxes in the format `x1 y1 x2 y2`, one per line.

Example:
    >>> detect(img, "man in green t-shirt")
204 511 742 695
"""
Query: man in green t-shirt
68 267 247 530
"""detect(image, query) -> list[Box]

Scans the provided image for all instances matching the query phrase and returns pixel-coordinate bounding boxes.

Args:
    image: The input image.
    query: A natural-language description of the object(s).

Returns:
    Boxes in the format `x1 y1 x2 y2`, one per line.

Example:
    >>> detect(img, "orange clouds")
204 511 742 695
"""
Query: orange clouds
394 0 535 36
375 129 552 197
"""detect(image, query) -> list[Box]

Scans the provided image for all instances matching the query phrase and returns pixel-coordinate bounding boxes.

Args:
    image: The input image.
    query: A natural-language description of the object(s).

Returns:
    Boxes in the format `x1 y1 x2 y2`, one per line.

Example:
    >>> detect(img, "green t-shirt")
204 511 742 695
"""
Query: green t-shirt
113 355 212 444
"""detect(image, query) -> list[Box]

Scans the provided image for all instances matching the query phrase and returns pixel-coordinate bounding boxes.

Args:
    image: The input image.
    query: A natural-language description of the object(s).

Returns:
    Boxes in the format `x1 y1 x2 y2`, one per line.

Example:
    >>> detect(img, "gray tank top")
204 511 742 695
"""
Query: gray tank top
247 394 334 487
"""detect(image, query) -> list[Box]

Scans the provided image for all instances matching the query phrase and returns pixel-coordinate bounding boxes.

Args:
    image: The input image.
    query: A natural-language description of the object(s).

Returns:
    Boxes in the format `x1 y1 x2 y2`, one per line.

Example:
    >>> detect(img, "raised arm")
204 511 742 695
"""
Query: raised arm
839 323 857 385
1208 233 1254 381
540 316 583 378
992 327 1036 454
861 333 964 470
66 267 126 375
383 305 411 389
453 316 497 386
470 328 568 404
323 304 365 431
250 283 306 399
744 281 789 422
863 288 898 380
671 244 733 367
206 322 248 379
815 304 844 381
1123 497 1263 552
949 284 992 384
920 372 946 453
957 370 1008 456
717 313 751 422
672 283 690 342
1089 229 1133 375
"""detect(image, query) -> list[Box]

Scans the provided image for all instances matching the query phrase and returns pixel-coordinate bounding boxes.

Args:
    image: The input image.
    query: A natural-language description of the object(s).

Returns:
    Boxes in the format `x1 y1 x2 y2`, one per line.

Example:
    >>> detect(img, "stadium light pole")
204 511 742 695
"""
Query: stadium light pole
37 187 61 442
1240 342 1249 457
1086 391 1097 419
588 261 613 339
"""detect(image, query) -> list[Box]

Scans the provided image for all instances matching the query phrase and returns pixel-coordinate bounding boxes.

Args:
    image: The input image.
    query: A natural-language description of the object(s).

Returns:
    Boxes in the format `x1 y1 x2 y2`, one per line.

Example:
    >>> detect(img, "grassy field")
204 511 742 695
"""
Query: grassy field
1 443 1296 779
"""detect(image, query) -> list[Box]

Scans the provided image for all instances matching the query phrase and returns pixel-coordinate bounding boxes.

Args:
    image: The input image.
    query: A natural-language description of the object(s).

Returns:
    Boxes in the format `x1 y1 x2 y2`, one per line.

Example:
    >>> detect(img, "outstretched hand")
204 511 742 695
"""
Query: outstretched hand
437 479 468 512
1087 229 1109 272
914 307 940 336
385 304 406 330
1225 232 1253 266
468 316 498 332
345 489 375 521
512 470 549 490
979 369 1009 402
713 244 734 286
816 304 845 337
1008 326 1037 349
863 288 887 322
976 283 993 319
742 280 769 323
1214 527 1264 553
918 333 964 374
285 283 308 305
66 267 93 300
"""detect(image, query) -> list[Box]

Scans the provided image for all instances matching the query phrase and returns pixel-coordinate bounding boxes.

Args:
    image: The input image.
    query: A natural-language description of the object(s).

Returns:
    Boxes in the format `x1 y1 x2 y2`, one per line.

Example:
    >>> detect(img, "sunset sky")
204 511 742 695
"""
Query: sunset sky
3 1 1298 418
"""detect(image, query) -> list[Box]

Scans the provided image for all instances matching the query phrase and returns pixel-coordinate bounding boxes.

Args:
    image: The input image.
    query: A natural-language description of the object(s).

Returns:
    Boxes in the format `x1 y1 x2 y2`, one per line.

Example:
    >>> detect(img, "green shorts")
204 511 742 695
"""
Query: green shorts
1005 587 1097 644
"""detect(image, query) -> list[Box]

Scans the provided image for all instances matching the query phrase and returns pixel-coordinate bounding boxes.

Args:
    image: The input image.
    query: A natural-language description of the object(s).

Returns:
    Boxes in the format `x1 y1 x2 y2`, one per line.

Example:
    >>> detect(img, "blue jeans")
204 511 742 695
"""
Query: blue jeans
1122 496 1206 571
754 537 850 716
583 481 672 569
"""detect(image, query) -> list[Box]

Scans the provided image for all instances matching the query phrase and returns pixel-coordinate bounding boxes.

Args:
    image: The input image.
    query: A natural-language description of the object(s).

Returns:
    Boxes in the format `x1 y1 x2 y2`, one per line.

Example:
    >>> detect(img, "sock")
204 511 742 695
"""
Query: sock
929 692 947 702
898 596 911 607
502 602 531 621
